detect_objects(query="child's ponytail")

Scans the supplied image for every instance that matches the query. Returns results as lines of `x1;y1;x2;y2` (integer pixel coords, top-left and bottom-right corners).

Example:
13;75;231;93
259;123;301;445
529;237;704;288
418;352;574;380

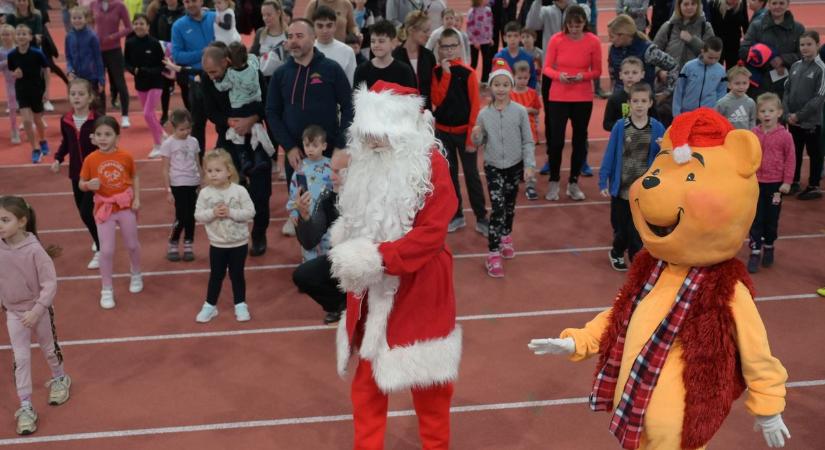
0;196;61;258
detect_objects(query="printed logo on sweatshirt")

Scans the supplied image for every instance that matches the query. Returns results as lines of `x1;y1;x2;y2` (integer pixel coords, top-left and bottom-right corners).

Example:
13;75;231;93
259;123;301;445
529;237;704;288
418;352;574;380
310;73;323;85
728;106;751;125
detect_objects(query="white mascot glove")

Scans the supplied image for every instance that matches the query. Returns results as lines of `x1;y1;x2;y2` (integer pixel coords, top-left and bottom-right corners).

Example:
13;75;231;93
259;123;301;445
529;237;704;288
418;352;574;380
754;414;790;448
528;337;576;355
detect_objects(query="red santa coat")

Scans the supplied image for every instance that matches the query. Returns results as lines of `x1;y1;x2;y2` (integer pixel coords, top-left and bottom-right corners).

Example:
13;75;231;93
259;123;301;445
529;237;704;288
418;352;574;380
330;152;461;393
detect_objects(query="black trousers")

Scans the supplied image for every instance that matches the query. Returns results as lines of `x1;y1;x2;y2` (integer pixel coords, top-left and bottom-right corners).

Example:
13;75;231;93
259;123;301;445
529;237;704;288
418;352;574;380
485;163;522;252
170;185;198;242
161;74;191;121
470;43;496;83
437;130;487;221
206;244;247;305
610;196;642;260
292;256;347;313
224;135;273;242
70;178;99;250
101;48;130;116
548;101;592;183
789;125;822;187
189;78;209;155
542;75;552;150
750;182;783;249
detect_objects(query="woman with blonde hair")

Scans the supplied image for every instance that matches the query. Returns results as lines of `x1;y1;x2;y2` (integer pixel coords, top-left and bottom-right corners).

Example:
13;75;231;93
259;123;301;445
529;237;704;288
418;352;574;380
393;10;436;109
607;14;678;96
653;0;715;69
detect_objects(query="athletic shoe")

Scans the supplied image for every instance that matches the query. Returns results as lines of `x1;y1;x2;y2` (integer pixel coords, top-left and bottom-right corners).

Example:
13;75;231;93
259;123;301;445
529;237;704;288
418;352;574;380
282;220;296;236
129;273;143;294
485;252;504;278
45;375;71;405
323;310;342;324
581;164;594;177
500;235;515;259
447;216;466;233
100;288;115;309
817;287;825;297
43;100;55;112
121;116;131;129
10;131;20;144
31;149;41;164
39;140;49;156
14;405;37;435
545;181;560;201
761;245;775;268
111;99;120;109
475;218;489;237
525;184;538;200
196;303;218;323
539;161;550;175
567;183;586;201
234;302;251;322
148;145;163;159
166;241;180;262
92;242;98;252
747;251;761;274
797;186;822;200
87;252;100;270
609;250;628;271
182;240;195;262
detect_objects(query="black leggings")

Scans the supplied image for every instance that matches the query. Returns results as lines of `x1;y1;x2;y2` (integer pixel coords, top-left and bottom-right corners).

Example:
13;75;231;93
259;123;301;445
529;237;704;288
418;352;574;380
548;101;593;183
292;256;346;313
206;244;247;305
789;124;822;187
749;182;782;249
70;178;99;250
161;74;191;121
170;185;198;242
102;48;130;116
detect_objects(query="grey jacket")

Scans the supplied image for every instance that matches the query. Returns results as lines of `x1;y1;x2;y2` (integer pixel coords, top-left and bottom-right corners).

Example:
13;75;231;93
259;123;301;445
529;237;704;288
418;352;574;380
739;11;804;69
783;56;825;130
653;13;715;69
472;102;536;170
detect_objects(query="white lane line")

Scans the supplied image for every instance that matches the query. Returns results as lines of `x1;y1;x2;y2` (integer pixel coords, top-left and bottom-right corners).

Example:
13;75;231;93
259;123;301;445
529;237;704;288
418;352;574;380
1;379;822;446
0;293;815;351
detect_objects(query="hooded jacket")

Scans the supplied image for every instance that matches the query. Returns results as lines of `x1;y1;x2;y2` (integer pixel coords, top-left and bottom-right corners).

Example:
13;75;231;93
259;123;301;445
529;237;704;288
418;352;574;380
0;233;57;317
55;110;101;180
265;50;353;152
653;12;715;69
65;26;105;85
739;10;804;69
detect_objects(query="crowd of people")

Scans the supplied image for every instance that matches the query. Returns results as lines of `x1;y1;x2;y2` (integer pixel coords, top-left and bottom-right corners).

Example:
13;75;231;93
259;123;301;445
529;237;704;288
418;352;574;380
0;0;824;436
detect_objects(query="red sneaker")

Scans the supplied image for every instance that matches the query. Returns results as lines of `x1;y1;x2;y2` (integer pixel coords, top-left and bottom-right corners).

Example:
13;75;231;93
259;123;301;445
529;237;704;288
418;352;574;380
486;252;504;278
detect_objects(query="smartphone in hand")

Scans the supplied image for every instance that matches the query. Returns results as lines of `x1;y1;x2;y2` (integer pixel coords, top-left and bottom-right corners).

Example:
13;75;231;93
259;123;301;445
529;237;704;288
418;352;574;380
296;173;308;192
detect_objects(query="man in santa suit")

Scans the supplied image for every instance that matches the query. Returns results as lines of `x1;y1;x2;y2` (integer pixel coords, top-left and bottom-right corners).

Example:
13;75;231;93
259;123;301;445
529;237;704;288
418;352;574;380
328;80;461;450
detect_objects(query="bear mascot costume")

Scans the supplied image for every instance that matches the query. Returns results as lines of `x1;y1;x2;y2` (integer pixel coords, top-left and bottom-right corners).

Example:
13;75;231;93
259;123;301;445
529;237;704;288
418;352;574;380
529;108;791;449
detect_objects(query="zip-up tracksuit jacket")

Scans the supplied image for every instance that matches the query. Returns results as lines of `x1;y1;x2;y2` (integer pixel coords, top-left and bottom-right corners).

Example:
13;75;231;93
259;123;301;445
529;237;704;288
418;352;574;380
171;11;216;71
55;110;102;181
783;56;825;130
672;57;727;116
65;26;105;86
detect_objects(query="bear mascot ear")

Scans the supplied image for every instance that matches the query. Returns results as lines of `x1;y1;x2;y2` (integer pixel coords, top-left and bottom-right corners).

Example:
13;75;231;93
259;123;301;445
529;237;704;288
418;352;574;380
723;129;762;178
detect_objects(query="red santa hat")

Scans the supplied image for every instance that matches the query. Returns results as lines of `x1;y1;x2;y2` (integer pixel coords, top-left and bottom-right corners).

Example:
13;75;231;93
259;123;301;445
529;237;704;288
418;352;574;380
350;81;427;141
668;108;734;164
488;58;514;85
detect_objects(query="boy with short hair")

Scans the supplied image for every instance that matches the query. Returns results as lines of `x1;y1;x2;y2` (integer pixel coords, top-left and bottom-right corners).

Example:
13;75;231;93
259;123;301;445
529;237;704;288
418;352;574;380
603;56;653;131
599;82;665;270
312;5;357;87
509;59;541;200
426;8;471;64
673;36;727;116
345;32;367;67
287;124;334;261
432;28;489;235
353;20;416;89
520;28;543;88
494;21;536;89
716;65;756;130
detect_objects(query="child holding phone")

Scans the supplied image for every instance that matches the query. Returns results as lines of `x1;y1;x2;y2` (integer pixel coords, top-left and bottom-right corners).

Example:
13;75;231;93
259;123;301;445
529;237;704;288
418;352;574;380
286;125;333;261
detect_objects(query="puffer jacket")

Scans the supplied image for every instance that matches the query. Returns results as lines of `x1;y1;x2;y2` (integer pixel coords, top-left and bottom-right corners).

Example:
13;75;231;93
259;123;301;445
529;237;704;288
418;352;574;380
653;12;715;69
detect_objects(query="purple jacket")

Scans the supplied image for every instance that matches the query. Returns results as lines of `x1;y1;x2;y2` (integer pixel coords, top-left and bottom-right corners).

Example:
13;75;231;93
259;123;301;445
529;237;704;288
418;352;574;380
0;233;57;316
91;0;133;51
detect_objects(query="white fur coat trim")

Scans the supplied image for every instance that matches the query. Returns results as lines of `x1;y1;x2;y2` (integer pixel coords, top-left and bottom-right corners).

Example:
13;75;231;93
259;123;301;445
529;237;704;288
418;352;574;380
328;237;384;296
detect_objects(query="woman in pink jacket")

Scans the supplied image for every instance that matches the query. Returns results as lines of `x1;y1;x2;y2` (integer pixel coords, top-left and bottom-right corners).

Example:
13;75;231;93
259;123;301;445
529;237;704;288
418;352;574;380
0;196;71;436
542;5;602;202
91;0;133;128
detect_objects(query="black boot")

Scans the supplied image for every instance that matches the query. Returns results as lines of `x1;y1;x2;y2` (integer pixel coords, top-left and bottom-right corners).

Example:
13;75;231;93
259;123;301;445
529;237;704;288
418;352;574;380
761;246;775;268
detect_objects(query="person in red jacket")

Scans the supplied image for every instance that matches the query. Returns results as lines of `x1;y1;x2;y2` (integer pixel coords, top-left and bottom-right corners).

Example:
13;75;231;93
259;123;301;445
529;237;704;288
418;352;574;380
329;81;460;450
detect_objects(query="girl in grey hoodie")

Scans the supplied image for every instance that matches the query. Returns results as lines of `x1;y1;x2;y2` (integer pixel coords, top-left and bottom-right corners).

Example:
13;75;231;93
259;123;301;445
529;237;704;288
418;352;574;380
0;196;71;435
653;0;715;69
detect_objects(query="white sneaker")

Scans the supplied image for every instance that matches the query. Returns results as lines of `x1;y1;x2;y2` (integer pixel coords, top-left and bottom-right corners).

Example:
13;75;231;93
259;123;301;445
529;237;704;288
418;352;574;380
100;288;115;309
567;182;586;201
87;252;100;270
121;116;131;128
148;145;163;159
234;302;251;322
92;242;98;252
281;220;296;236
129;273;143;293
545;181;560;201
43;100;55;112
11;131;21;144
195;303;218;323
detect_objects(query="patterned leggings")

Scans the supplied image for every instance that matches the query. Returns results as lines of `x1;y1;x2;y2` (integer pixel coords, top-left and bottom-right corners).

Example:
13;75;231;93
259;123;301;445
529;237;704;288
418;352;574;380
485;162;523;252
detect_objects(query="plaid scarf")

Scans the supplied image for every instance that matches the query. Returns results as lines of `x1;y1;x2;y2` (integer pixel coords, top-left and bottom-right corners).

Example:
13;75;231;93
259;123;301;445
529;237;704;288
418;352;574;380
589;261;706;450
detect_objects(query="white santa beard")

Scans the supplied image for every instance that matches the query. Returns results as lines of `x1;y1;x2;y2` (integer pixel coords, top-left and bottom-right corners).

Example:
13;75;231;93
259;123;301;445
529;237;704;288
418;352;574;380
336;137;434;243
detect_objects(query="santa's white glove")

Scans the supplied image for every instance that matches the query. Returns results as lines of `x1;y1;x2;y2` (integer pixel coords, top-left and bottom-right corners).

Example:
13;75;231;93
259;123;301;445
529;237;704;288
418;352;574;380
528;337;575;355
754;414;790;448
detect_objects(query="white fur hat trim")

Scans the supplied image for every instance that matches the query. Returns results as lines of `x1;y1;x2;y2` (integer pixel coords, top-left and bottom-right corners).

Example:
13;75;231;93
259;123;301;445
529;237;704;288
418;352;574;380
673;144;692;164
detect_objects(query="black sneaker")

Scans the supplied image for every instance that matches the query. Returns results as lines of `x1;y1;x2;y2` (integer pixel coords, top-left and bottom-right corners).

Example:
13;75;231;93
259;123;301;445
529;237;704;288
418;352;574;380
789;183;801;195
608;250;628;271
525;185;538;200
323;310;342;324
797;186;822;200
249;236;267;257
761;246;775;268
747;251;761;273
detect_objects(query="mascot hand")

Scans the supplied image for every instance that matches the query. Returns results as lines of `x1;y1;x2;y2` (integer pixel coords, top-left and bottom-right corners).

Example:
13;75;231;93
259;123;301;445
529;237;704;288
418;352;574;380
754;414;790;448
528;337;575;355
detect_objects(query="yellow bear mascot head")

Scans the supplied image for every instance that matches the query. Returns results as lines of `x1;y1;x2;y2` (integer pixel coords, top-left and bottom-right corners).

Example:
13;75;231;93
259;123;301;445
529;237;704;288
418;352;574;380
629;108;762;267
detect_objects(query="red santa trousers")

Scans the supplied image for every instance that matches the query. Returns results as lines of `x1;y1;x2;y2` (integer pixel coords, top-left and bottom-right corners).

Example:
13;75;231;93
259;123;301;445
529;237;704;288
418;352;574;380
351;359;454;450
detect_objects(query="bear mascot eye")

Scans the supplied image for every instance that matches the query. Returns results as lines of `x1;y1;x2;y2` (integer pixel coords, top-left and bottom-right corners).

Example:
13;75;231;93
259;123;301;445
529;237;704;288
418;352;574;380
686;173;695;182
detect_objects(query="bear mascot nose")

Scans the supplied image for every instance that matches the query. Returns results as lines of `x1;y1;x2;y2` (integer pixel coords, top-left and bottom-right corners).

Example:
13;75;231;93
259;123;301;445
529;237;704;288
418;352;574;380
642;176;660;190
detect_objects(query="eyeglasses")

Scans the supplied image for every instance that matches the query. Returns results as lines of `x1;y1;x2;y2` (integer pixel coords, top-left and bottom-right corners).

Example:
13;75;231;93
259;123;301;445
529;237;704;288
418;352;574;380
440;44;459;49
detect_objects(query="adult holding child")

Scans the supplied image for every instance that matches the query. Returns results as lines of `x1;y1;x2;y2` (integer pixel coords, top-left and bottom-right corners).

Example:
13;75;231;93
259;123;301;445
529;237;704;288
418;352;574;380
739;0;804;92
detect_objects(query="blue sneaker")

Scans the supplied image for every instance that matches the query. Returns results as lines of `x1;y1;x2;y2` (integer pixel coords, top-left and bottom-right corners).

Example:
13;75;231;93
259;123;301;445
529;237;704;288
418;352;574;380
39;140;49;156
31;149;41;163
539;161;550;175
581;163;593;177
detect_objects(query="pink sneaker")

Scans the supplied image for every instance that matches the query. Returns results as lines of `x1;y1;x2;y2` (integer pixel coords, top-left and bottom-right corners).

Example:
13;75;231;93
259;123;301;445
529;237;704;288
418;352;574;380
500;235;515;259
486;252;504;278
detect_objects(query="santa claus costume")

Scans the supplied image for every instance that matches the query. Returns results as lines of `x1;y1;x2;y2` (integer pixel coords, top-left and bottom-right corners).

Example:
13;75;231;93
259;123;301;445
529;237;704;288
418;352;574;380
328;81;461;450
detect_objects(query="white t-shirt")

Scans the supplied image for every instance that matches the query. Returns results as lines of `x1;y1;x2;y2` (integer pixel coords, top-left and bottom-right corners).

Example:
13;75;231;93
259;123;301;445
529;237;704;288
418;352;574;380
159;135;201;187
315;39;356;88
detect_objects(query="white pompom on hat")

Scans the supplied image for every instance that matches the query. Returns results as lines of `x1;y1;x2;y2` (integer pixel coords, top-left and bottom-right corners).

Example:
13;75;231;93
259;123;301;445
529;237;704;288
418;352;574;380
667;108;734;164
488;58;514;85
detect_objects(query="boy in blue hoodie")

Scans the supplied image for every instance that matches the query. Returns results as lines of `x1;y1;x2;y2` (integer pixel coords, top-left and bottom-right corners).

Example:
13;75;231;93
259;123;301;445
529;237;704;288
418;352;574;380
600;83;664;271
65;6;104;111
673;36;727;116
